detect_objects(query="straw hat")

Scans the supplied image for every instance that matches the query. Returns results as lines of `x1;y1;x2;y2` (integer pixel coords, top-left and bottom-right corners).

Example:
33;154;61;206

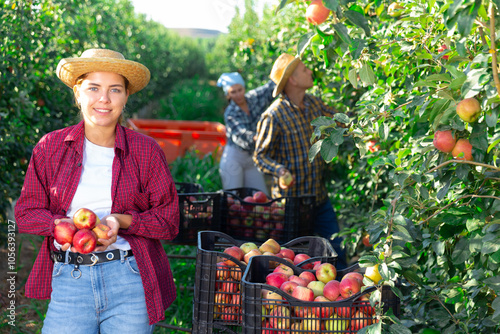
269;53;300;97
56;49;151;94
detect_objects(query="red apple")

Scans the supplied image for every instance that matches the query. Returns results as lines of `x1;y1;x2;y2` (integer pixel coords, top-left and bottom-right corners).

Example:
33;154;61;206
216;261;231;280
243;248;262;264
358;294;375;316
438;44;449;60
343;272;364;286
452;138;473;161
456;97;481;123
269;306;291;329
54;221;77;245
253;191;268;203
280;281;299;295
335;296;354;318
315;262;337;284
323;279;341;301
433;130;456;153
224;246;244;266
220;278;239;294
288;275;308;287
367;140;380;153
73;208;99;230
72;229;97;254
92;223;111;244
313;295;334;318
273;264;294;277
362;234;372;247
339;276;362;298
230;266;243;281
266;272;289;289
299;271;316;285
262;289;284;310
351;310;373;331
292;286;315;301
305;0;330;25
215;292;231;305
279;247;295;261
293;253;312;269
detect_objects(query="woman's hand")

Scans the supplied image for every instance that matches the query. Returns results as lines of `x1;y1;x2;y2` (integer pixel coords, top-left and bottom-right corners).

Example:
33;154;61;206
93;214;121;252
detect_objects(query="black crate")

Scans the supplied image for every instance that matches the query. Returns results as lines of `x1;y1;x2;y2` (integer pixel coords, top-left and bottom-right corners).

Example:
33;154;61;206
173;191;222;244
242;256;400;334
192;231;338;334
220;187;316;243
176;182;204;194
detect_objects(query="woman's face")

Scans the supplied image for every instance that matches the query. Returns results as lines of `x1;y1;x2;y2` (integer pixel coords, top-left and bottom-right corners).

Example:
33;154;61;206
74;72;129;129
227;84;246;106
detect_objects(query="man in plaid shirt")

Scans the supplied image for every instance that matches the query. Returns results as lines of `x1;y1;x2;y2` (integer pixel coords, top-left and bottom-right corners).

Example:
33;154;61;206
253;53;347;268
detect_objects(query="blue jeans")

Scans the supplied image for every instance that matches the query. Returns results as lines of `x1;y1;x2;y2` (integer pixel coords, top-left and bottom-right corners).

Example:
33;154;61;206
314;200;347;270
42;253;155;334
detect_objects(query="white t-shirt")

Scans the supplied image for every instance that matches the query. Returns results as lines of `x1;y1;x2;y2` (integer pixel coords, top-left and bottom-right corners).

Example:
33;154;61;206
55;137;131;251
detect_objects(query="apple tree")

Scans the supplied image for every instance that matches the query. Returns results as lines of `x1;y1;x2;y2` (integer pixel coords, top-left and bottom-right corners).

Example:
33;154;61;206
271;0;500;333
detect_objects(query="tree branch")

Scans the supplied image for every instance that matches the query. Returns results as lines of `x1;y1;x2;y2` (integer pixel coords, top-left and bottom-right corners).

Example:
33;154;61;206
421;194;500;225
426;159;500;174
489;3;500;96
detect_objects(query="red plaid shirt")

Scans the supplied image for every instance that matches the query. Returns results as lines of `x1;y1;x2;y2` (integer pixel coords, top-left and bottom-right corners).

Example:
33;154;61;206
14;121;179;325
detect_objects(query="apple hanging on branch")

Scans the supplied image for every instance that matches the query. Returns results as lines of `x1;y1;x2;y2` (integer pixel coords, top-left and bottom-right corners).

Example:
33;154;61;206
305;0;330;25
456;97;481;123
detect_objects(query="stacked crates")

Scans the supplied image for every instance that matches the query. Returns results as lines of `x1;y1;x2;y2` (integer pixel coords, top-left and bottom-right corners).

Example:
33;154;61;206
192;231;337;333
220;187;316;243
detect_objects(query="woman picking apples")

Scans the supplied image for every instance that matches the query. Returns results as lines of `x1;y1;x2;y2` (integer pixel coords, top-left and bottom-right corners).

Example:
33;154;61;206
217;72;275;194
15;49;179;333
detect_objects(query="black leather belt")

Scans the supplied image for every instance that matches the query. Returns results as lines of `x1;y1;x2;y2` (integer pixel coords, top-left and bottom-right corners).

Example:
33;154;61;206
51;249;133;266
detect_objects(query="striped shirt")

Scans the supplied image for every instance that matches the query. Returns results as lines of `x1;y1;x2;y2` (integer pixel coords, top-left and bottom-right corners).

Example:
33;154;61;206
224;80;276;151
14;121;179;324
253;94;335;204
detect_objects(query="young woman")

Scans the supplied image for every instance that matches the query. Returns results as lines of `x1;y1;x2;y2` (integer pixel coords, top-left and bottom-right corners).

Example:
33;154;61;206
217;72;275;194
15;48;179;333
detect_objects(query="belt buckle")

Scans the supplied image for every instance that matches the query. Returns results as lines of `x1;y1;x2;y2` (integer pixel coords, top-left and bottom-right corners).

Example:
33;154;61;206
89;254;99;266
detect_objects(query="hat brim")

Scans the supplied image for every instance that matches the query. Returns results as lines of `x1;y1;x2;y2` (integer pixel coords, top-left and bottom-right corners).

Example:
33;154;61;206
56;57;151;95
272;57;300;97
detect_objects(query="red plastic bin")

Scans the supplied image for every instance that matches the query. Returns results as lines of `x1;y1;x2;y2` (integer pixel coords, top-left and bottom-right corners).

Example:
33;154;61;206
127;119;226;162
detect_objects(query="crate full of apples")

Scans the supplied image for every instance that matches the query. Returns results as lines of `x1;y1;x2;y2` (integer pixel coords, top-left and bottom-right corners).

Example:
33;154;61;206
192;231;337;333
174;190;223;244
241;256;400;334
220;187;316;243
53;208;110;254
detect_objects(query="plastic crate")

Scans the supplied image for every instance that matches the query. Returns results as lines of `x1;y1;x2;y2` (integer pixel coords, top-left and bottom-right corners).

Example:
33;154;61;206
127;119;226;162
242;256;400;334
176;182;204;194
192;231;337;334
220;187;316;243
173;191;223;244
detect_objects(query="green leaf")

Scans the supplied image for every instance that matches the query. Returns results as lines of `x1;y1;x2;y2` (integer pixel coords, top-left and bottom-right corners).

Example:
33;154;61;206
484;276;500;293
333;22;352;45
452;237;471;264
297;32;316;57
492;296;500;321
323;0;339;11
333;113;350;124
275;0;296;14
457;5;479;37
403;270;423;286
309;139;323;163
345;10;370;36
481;234;500;254
389;324;412;334
487;136;500;153
359;62;376;86
329;128;346;145
320;137;339;162
348;68;358;88
311;116;335;126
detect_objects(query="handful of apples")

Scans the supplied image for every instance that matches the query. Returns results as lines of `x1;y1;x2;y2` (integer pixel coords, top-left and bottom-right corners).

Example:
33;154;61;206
53;208;111;254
